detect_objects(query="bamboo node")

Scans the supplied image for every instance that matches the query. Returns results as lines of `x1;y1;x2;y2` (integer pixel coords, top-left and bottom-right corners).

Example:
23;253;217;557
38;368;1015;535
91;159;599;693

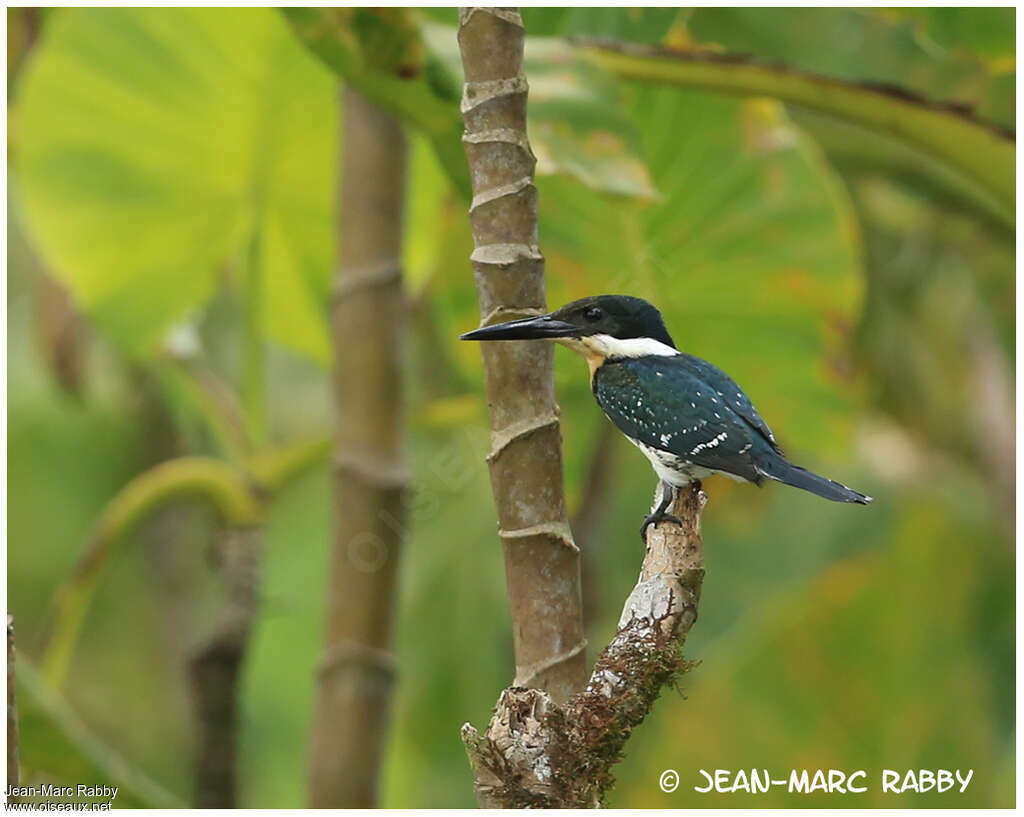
487;414;561;461
461;76;529;114
459;7;524;28
318;641;397;681
499;520;578;553
334;450;409;489
470;177;535;211
332;260;402;304
514;639;588;688
463;128;531;152
478;304;546;327
470;243;543;266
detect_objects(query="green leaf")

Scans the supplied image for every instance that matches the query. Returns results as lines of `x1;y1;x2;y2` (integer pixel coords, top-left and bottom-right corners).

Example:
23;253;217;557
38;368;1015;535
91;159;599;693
524;37;657;199
14;8;336;363
877;8;1015;65
420;23;657;200
523;7;686;44
539;90;865;456
791;109;1014;231
403;136;451;294
685;8;1003;108
288;11;658;202
582;41;1014;214
282;7;471;201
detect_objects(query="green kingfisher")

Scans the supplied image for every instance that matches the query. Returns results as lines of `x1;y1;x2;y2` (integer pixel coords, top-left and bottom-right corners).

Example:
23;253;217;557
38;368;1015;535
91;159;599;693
462;294;872;540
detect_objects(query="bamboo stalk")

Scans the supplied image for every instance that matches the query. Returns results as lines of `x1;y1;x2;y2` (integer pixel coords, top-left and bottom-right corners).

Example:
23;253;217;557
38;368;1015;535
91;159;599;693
308;86;408;808
457;6;587;707
457;12;709;805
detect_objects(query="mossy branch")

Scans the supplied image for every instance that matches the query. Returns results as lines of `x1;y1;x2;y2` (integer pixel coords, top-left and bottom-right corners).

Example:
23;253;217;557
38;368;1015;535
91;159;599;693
462;484;706;807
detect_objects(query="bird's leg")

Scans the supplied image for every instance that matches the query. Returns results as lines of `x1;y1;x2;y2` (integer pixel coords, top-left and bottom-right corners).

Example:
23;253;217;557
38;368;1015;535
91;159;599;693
639;480;683;542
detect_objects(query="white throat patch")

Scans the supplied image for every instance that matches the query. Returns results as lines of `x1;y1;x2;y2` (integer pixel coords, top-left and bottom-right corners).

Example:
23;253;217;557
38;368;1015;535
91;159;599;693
579;334;679;359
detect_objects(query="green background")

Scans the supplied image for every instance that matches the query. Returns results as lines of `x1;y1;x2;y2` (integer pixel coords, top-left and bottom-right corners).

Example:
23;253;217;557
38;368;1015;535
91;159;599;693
7;6;1014;808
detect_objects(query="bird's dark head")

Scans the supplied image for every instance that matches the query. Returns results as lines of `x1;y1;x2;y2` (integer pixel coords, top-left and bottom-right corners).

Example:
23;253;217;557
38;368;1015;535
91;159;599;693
460;295;676;356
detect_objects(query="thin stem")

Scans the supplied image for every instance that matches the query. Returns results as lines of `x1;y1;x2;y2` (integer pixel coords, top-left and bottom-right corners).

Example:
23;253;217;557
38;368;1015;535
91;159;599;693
41;457;263;688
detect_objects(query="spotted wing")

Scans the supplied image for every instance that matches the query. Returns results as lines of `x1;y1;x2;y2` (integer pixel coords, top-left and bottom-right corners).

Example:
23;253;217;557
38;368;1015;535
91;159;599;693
592;356;764;481
675;353;782;454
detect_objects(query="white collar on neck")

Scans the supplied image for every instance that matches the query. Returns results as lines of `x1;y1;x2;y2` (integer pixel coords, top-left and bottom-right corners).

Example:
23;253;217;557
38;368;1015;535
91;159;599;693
581;333;679;359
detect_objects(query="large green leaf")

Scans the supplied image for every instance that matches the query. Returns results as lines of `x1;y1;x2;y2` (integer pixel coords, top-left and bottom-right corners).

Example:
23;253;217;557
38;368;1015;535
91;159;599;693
417;82;864;461
872;8;1015;127
685;8;1008;113
522;7;686;44
519;35;656;199
14;8;337;363
791;109;1013;231
282;7;470;200
582;41;1014;214
301;13;658;201
538;89;865;457
884;7;1015;65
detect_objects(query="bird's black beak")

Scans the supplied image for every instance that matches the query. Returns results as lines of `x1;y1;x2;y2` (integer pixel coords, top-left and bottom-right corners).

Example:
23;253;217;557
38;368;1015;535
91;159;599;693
460;314;580;341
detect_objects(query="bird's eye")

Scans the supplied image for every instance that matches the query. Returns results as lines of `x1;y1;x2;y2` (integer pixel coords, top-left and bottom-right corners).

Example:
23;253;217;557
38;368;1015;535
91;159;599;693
584;307;603;322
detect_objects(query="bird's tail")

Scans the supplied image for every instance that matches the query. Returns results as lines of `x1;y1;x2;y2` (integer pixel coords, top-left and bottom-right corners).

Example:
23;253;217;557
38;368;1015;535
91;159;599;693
757;456;873;504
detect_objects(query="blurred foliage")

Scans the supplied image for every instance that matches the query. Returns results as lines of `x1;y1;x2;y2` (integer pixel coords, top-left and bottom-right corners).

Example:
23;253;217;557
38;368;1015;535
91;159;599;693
582;40;1014;215
281;7;469;200
6;6;1014;809
685;8;1010;118
16;658;183;808
14;8;337;363
536;89;863;457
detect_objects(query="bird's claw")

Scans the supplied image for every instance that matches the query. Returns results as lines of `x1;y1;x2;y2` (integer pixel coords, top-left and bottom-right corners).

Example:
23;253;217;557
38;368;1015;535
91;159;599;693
639;511;683;542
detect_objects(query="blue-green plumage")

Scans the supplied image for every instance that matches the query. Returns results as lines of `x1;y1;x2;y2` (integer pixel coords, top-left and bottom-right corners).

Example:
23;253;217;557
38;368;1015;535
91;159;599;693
593;354;775;484
592;351;870;508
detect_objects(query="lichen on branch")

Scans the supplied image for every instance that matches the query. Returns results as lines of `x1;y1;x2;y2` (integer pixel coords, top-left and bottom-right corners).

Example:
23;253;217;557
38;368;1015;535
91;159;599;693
463;483;707;808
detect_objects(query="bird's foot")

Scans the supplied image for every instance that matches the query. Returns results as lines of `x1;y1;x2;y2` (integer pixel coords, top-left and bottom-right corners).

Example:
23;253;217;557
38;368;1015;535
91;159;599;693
640;480;683;542
639;508;683;542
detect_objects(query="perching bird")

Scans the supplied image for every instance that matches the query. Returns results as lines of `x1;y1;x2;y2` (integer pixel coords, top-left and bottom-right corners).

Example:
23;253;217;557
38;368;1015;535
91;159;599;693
461;295;872;540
